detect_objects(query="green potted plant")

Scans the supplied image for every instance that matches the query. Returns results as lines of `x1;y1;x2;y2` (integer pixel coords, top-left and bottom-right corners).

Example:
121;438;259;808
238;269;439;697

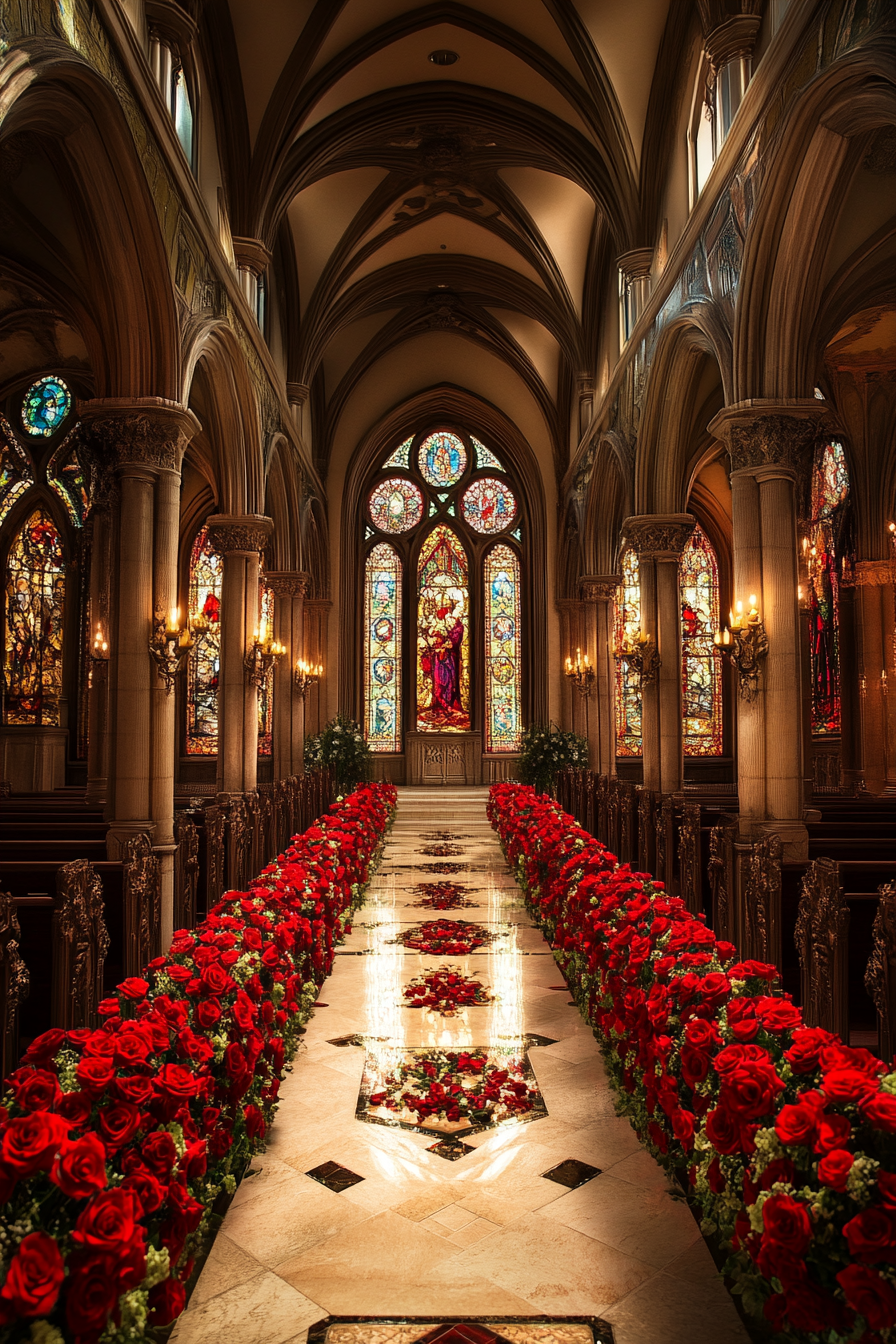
517;722;588;796
304;713;372;795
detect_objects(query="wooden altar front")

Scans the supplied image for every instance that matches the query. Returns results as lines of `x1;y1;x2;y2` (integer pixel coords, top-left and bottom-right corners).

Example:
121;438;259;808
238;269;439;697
405;732;483;785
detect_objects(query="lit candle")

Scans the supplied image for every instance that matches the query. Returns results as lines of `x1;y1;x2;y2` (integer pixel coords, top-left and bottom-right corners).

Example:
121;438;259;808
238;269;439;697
723;629;731;646
166;607;180;637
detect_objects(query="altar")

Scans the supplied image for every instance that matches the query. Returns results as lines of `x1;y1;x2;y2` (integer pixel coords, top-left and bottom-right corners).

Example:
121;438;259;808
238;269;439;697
405;731;482;785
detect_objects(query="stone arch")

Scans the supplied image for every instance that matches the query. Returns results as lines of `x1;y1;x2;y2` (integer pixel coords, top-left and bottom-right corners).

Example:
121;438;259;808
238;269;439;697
182;325;264;516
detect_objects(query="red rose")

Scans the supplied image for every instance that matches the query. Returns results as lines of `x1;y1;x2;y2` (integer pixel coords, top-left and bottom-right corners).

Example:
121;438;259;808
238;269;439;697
843;1208;896;1264
57;1090;93;1127
756;1240;806;1288
199;963;231;996
148;1276;186;1326
775;1102;817;1148
1;1112;70;1177
824;1068;878;1105
141;1131;177;1176
224;1042;248;1080
195;999;222;1029
20;1028;66;1067
73;1188;141;1251
680;1046;710;1087
879;1172;896;1208
115;1076;155;1108
118;977;150;1001
818;1148;854;1192
98;1100;143;1152
785;1026;836;1074
863;1094;896;1134
756;996;803;1033
121;1166;165;1213
76;1055;116;1096
720;1061;785;1120
785;1280;834;1331
836;1264;896;1331
66;1252;119;1338
0;1232;64;1322
243;1103;266;1140
762;1193;813;1254
9;1068;62;1112
697;972;730;1008
114;1033;151;1067
706;1105;746;1155
51;1132;108;1199
816;1112;851;1153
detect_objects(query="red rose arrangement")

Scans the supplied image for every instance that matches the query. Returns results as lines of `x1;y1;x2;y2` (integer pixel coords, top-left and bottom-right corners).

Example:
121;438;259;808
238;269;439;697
407;882;477;910
367;1048;536;1130
0;782;396;1343
393;919;496;956
488;781;896;1340
402;964;495;1015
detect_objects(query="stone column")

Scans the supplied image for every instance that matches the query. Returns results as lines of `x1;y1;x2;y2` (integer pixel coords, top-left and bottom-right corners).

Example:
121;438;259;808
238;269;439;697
709;400;826;858
232;237;272;322
580;577;619;776
83;489;114;806
617;248;653;344
80;400;197;865
206;516;273;795
556;599;582;734
267;571;311;778
622;516;695;793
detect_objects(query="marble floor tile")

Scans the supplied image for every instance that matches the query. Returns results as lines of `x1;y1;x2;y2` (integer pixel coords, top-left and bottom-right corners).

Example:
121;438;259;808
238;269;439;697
602;1267;750;1344
170;1269;323;1344
539;1173;702;1268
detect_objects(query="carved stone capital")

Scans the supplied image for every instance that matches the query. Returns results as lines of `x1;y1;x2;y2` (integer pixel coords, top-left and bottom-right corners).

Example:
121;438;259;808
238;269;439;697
207;514;274;556
622;513;695;558
854;559;895;587
704;14;762;68
265;569;311;599
286;383;310;407
79;398;200;473
708;400;828;477
616;247;653;280
579;574;620;603
146;0;197;52
232;236;273;276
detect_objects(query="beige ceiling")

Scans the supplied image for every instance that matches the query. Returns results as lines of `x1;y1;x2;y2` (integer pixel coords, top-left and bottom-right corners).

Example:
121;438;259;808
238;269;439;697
222;0;677;471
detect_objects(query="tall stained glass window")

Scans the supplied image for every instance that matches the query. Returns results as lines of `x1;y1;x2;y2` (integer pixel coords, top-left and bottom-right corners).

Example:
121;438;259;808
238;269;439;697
614;547;642;756
364;544;402;752
47;436;90;527
807;440;849;736
186;527;222;755
4;509;65;725
679;526;722;756
257;582;274;756
485;545;521;751
417;525;470;732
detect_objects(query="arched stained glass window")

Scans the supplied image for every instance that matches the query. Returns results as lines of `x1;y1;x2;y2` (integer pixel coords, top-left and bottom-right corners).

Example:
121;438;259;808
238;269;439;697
4;509;65;726
186;527;222;755
419;432;466;487
364;544;402;752
22;377;71;438
47;435;90;527
679;526;722;756
807;440;849;736
0;419;34;529
417;525;470;732
485;545;521;752
614;547;642;757
461;477;517;534
257;582;274;756
368;477;424;534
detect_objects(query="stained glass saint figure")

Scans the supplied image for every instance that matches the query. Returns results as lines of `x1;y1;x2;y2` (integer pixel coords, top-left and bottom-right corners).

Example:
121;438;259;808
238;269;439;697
416;526;470;732
4;509;65;725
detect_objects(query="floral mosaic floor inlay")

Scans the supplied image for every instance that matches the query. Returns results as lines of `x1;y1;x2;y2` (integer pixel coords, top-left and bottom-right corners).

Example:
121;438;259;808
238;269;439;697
172;786;750;1344
418;843;464;856
402;965;496;1014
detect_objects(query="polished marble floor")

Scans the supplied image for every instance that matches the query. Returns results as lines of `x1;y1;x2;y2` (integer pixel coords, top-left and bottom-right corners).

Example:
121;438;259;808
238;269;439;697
171;788;748;1344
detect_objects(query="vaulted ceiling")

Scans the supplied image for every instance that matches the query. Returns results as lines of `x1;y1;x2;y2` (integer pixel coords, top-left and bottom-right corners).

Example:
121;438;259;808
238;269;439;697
204;0;693;474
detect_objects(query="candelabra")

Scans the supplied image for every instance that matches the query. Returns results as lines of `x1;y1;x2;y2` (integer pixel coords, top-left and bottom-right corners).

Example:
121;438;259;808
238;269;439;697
245;624;287;690
90;622;109;664
564;647;595;698
294;658;323;698
714;595;768;702
149;605;207;695
616;630;660;687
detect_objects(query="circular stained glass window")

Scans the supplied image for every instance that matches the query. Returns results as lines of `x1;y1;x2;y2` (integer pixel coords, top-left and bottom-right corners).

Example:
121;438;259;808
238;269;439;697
21;376;72;438
419;431;467;487
461;477;517;534
368;477;424;533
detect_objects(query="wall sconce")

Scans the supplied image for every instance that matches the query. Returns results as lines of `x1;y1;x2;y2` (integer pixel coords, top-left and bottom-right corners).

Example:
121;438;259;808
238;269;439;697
90;622;109;663
149;605;206;695
564;647;595;698
714;594;768;702
245;620;286;690
294;658;322;698
615;629;661;687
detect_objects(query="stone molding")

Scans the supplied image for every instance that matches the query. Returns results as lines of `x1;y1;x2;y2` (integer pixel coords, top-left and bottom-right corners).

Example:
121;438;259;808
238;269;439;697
854;559;895;587
265;570;311;599
579;574;620;602
286;383;310;407
708;400;828;475
232;236;273;277
207;514;274;555
616;247;654;279
79;398;199;473
145;0;197;52
704;14;762;68
622;513;695;557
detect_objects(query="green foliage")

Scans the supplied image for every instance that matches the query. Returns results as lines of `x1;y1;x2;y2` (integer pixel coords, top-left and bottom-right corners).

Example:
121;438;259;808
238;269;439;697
517;722;588;796
304;713;372;793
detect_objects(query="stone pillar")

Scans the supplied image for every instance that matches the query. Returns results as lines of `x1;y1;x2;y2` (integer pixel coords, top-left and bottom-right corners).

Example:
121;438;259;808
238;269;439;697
303;598;331;736
267;571;311;778
622;515;695;793
580;577;619;776
709;400;827;858
152;464;186;951
80;400;198;864
617;248;653;344
854;560;896;794
704;14;760;152
232;237;272;322
84;493;114;806
206;516;273;795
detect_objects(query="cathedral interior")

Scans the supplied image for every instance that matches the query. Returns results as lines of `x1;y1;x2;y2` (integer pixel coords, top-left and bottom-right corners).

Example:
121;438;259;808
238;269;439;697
1;1;896;1342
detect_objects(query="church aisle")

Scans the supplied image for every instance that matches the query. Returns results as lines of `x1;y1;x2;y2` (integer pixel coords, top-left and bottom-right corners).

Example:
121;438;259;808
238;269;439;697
171;788;749;1344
